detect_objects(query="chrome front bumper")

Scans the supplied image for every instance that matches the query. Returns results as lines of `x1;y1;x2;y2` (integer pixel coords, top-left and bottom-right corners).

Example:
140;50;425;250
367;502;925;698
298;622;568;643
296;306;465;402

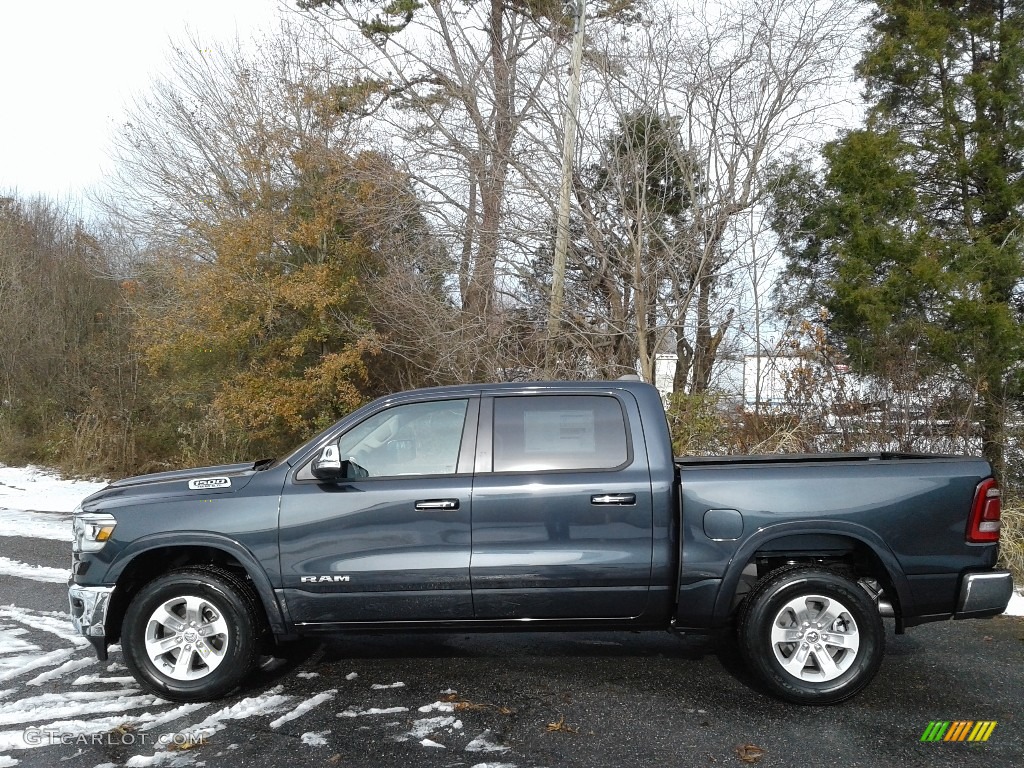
68;584;114;659
954;571;1014;619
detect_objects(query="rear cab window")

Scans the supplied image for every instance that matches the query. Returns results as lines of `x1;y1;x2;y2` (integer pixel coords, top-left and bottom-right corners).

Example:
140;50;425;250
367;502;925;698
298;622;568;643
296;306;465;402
492;394;630;472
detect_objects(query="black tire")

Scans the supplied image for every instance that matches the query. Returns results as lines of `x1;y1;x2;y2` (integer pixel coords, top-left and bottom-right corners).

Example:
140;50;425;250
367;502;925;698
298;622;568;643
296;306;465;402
736;566;884;704
121;566;262;702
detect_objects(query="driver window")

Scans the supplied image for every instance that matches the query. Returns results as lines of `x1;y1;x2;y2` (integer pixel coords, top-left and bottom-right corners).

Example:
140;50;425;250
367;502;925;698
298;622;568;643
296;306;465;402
326;399;469;479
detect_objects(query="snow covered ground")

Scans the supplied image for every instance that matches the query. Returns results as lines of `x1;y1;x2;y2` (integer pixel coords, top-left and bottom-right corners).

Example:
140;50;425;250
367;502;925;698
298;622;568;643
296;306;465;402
0;465;107;516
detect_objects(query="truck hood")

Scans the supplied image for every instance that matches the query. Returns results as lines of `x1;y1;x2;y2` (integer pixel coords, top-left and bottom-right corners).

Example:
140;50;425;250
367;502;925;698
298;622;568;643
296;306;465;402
80;460;269;510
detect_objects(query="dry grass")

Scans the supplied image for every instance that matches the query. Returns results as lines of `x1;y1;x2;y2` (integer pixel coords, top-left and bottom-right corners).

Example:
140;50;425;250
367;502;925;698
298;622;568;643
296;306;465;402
999;498;1024;586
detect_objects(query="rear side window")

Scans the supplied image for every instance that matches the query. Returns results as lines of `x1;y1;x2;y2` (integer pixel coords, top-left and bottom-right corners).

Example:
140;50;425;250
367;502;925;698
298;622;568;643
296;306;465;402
492;395;629;472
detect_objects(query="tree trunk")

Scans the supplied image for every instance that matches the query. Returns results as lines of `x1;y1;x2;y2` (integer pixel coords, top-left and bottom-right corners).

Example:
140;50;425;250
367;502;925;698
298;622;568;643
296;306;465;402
463;0;512;328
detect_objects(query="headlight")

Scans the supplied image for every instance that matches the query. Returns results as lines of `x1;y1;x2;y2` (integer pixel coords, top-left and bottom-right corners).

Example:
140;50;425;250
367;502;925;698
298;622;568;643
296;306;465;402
72;512;117;553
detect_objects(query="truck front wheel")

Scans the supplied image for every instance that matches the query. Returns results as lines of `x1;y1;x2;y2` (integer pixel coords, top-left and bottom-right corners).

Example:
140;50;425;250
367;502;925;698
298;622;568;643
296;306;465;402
121;566;261;702
737;567;884;704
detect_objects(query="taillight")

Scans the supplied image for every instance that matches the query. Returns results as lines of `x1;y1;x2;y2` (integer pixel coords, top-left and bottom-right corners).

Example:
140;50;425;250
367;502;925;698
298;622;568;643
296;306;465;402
967;478;1001;543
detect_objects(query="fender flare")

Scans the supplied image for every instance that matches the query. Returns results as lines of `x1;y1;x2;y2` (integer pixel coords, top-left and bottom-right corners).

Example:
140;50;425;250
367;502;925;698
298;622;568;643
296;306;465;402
106;531;289;636
713;520;914;623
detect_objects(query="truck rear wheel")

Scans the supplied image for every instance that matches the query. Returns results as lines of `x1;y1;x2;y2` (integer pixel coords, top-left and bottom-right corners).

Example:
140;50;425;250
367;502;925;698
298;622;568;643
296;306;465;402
737;567;884;704
121;566;261;702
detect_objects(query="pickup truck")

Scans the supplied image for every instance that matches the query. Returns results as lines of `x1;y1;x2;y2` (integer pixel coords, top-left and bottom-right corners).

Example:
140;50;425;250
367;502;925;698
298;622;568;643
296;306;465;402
68;380;1013;705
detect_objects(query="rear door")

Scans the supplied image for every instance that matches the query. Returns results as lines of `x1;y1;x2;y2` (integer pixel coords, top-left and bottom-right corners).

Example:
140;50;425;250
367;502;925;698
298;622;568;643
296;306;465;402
469;390;654;619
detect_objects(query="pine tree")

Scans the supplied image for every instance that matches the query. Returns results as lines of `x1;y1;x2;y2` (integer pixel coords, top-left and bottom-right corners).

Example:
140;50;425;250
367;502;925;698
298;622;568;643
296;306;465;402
775;0;1024;474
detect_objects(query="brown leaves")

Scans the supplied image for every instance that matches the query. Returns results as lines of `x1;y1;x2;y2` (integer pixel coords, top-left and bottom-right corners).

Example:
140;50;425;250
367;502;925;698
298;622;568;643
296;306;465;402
440;693;516;716
167;733;205;752
545;714;579;734
735;744;766;763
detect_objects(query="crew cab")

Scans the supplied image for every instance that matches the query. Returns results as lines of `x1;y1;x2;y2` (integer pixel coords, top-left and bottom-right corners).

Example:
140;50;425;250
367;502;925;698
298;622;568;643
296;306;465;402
69;380;1014;704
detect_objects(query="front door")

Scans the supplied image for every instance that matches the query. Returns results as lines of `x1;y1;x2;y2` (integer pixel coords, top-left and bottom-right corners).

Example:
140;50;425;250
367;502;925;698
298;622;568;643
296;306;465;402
279;397;477;624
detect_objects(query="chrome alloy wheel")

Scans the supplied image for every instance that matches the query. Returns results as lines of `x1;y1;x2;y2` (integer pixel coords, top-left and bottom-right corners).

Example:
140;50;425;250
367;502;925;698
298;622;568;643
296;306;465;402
769;594;860;682
144;595;230;681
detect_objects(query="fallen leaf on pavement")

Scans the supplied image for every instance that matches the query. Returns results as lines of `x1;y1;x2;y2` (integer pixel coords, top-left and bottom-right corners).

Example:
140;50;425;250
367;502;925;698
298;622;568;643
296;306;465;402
546;714;579;734
735;744;766;763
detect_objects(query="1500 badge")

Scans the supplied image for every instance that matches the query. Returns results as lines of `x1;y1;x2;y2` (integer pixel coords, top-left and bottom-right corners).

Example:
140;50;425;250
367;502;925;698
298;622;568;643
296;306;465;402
188;477;231;490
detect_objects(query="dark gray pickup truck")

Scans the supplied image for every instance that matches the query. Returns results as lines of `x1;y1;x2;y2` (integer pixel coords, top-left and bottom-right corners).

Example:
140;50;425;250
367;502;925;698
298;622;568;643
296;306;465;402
69;380;1013;704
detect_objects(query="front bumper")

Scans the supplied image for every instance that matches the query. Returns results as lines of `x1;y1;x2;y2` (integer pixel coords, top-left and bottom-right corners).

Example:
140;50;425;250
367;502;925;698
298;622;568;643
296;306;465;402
68;584;114;660
954;570;1014;619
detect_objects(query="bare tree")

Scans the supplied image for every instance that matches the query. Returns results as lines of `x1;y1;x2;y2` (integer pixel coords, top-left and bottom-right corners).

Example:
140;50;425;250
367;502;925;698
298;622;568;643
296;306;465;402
297;0;616;379
551;0;861;390
0;194;133;471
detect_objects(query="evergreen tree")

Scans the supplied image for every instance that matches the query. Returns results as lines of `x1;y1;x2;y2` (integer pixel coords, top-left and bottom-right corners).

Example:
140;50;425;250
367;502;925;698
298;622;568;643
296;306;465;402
775;0;1024;474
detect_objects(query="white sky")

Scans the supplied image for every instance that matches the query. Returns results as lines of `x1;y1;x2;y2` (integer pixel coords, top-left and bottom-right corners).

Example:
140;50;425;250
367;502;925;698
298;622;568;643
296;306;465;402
0;0;283;205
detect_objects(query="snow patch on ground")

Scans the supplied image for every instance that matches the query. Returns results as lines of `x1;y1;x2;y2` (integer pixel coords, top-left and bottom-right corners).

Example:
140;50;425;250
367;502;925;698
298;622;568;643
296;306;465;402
71;675;135;687
0;649;75;684
173;686;292;740
137;703;210;732
124;751;198;767
0;510;71;542
418;701;455;713
0;632;39;659
1004;588;1024;616
0;755;18;767
301;730;330;746
0;606;88;646
0;712;162;751
392;716;462;744
0;465;107;515
295;672;320;679
420;738;445;748
0;558;70;584
468;764;517;768
0;464;106;542
269;690;336;729
124;688;293;767
406;716;457;740
337;706;408;718
371;681;404;690
0;691;159;727
344;672;358;680
464;730;510;753
25;657;95;686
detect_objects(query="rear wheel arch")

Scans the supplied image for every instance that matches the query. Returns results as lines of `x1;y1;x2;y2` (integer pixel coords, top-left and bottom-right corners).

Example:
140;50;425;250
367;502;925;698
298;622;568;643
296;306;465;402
720;527;910;625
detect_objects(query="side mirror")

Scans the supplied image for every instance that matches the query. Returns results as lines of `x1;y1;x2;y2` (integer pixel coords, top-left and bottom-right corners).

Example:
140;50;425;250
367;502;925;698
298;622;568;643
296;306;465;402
311;444;342;480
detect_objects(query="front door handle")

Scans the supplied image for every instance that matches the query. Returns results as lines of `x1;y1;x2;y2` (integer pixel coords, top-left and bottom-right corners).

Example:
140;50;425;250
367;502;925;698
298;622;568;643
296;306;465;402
591;493;636;505
415;499;460;511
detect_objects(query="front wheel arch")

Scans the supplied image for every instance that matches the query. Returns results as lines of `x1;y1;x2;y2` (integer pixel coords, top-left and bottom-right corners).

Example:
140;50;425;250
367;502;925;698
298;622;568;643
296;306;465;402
103;536;288;643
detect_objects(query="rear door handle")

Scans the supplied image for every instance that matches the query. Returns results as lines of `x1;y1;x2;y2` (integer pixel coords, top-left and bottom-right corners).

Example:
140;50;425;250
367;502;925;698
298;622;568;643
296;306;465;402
415;499;460;511
591;493;636;505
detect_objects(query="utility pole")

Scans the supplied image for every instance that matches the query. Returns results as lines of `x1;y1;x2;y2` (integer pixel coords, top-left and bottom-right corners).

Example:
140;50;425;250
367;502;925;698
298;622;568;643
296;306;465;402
545;0;587;377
